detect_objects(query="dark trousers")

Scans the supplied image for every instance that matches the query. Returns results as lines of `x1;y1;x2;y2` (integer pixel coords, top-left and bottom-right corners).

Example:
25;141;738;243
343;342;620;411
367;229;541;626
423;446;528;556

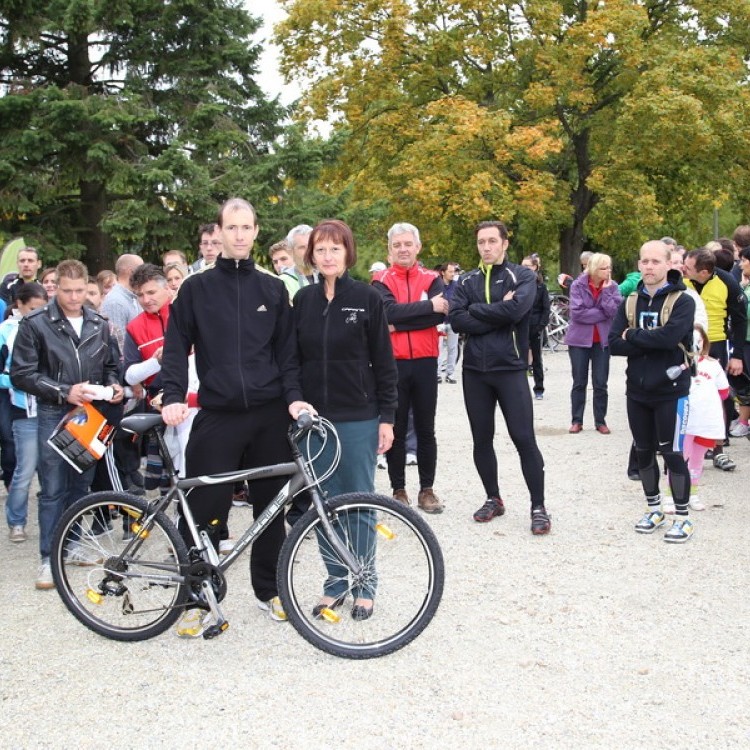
0;389;16;489
462;368;545;507
528;330;544;394
626;396;691;510
181;400;290;601
387;357;438;491
569;343;610;426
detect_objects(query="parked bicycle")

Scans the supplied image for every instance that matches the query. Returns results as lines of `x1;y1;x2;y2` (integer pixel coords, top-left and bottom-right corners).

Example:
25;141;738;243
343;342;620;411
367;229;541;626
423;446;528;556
545;293;570;352
50;412;445;659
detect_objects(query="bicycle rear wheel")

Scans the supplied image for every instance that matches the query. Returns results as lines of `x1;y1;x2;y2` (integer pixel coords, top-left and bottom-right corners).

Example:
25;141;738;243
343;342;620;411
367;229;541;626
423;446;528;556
50;492;189;641
278;493;444;659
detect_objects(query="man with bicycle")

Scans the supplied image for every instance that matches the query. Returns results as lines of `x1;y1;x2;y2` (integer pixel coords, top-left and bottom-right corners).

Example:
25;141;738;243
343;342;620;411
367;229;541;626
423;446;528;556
161;198;314;637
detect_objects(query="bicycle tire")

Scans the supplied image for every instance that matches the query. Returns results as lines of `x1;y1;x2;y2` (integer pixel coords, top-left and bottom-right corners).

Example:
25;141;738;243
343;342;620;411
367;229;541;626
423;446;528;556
50;492;189;642
277;492;444;659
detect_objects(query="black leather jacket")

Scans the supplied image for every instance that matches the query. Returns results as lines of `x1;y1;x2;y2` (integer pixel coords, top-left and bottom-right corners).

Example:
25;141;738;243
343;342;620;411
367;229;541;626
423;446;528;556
10;300;120;405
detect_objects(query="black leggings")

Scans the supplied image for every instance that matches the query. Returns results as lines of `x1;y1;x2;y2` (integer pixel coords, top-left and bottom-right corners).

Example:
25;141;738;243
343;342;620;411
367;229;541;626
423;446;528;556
462;368;545;507
626;397;691;511
181;400;290;601
387;357;439;491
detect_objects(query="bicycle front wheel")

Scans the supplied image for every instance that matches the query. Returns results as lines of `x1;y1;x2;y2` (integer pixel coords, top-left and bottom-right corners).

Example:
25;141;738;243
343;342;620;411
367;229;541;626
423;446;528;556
50;492;189;642
278;493;444;659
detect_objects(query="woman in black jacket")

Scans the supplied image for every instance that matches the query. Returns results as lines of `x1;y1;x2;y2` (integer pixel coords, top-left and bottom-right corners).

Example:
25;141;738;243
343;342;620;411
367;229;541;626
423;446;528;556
293;219;398;621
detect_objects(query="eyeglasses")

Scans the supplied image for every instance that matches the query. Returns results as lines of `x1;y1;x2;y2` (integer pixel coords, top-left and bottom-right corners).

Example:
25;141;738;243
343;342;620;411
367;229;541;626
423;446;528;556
200;240;223;247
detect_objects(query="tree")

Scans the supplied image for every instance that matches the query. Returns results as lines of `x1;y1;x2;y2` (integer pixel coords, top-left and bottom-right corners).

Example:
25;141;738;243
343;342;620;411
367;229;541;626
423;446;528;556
276;0;750;273
0;0;284;270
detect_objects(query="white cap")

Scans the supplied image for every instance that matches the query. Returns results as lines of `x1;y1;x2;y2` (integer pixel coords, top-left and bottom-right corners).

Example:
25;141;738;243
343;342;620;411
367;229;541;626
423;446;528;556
369;261;387;273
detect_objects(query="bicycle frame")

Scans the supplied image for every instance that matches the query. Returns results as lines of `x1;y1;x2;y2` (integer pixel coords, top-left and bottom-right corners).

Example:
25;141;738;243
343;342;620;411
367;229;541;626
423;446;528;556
129;419;362;581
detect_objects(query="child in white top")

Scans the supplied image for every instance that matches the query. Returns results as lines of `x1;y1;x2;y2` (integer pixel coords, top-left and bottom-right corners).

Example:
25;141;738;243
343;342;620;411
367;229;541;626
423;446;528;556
683;325;729;510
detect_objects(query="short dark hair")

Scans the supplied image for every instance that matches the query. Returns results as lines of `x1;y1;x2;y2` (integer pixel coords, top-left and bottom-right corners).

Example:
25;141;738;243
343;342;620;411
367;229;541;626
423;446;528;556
130;263;167;291
733;225;750;250
18;245;40;260
474;220;509;240
198;223;217;238
217;198;257;227
305;219;357;269
15;282;47;306
740;246;750;262
714;247;734;272
686;247;715;274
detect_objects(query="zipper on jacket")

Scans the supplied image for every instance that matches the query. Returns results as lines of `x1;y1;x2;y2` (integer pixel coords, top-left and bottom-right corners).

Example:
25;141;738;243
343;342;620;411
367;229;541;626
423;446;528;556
234;261;249;410
322;298;331;408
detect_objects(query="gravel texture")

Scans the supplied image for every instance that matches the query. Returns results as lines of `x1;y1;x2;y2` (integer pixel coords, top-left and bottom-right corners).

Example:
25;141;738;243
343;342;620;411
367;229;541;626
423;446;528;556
2;351;748;749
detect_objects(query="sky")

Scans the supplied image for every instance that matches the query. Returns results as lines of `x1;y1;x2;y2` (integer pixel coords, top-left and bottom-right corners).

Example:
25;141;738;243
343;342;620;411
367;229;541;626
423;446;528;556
252;2;301;105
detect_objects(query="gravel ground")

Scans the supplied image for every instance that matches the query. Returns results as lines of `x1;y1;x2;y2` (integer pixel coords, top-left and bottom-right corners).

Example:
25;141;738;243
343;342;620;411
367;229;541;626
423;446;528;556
2;350;749;749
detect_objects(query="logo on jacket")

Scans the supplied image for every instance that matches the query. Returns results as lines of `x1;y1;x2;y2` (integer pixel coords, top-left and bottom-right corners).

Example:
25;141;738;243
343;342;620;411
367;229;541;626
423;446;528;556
256;305;267;312
342;307;364;324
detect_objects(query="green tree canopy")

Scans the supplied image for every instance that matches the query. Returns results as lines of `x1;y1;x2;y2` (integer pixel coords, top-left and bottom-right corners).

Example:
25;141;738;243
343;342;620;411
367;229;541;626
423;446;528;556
276;0;750;274
0;0;285;270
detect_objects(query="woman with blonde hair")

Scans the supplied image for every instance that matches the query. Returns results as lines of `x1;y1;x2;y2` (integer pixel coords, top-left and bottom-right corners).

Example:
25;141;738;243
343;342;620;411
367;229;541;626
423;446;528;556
565;253;622;433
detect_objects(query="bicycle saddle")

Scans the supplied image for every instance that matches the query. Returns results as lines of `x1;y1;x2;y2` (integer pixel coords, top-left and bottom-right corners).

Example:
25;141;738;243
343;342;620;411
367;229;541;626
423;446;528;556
120;413;164;435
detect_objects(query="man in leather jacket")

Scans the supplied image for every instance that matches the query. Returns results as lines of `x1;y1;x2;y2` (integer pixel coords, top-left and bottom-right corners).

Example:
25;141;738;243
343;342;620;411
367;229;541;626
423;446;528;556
11;259;123;589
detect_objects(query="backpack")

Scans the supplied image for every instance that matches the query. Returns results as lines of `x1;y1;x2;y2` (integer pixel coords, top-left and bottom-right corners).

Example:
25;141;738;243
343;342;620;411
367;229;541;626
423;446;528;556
625;290;682;329
625;289;694;372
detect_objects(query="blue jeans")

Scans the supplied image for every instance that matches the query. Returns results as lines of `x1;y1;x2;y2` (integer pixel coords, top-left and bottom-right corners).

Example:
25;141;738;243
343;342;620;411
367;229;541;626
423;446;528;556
5;417;38;528
37;404;95;560
569;343;610;426
311;418;379;600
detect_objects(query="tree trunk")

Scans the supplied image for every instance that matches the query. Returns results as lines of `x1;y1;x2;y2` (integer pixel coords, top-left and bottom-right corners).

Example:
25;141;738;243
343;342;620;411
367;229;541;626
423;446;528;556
558;128;598;275
80;179;113;272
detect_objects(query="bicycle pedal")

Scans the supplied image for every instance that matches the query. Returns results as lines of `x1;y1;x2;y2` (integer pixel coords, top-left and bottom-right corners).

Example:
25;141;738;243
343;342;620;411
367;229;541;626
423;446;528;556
202;620;229;640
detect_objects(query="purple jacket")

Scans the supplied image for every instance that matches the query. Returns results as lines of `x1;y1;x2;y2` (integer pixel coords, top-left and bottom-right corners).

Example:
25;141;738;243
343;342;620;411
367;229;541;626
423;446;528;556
565;273;622;348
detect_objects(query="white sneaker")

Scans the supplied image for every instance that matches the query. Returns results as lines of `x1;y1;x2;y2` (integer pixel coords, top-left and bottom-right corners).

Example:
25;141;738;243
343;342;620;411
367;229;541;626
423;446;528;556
219;538;234;555
64;543;103;566
257;596;287;622
406;453;418;466
35;561;54;590
376;455;387;470
689;494;706;511
729;421;750;438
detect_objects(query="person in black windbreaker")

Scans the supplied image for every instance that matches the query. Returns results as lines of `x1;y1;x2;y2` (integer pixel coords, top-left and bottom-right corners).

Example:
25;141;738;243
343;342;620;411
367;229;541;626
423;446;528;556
609;240;696;543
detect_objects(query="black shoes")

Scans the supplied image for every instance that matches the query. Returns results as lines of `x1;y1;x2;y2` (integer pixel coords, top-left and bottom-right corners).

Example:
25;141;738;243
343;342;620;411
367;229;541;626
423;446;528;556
473;497;505;523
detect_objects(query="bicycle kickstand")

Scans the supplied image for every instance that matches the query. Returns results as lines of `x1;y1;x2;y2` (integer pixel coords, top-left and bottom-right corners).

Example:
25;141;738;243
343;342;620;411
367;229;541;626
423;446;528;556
200;579;229;640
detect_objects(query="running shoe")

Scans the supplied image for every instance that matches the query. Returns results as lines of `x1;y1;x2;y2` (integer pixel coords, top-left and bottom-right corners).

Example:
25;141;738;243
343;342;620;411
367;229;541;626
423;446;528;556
176;609;209;638
729;421;750;438
406;453;418;466
232;488;251;507
64;544;103;566
713;453;736;471
257;596;287;622
664;518;694;544
35;561;54;591
634;510;667;534
473;497;505;523
9;525;27;543
530;507;551;535
376;454;387;470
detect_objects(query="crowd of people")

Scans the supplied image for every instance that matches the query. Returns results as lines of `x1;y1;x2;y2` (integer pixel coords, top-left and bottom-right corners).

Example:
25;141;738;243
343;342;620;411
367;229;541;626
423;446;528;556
2;202;748;637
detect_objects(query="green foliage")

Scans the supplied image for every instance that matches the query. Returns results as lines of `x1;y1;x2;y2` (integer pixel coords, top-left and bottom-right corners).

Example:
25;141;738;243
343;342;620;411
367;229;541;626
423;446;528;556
0;0;286;270
276;0;750;273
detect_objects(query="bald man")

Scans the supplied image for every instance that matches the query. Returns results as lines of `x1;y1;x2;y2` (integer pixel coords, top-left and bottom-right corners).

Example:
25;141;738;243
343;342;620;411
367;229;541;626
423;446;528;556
609;240;696;543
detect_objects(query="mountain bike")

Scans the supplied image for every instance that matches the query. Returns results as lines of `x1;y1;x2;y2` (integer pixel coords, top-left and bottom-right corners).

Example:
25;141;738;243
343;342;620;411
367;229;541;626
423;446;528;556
50;412;444;659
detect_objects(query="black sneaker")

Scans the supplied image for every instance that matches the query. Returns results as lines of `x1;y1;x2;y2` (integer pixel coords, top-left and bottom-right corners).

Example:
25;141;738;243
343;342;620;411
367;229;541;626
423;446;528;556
473;497;505;523
530;507;551;535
